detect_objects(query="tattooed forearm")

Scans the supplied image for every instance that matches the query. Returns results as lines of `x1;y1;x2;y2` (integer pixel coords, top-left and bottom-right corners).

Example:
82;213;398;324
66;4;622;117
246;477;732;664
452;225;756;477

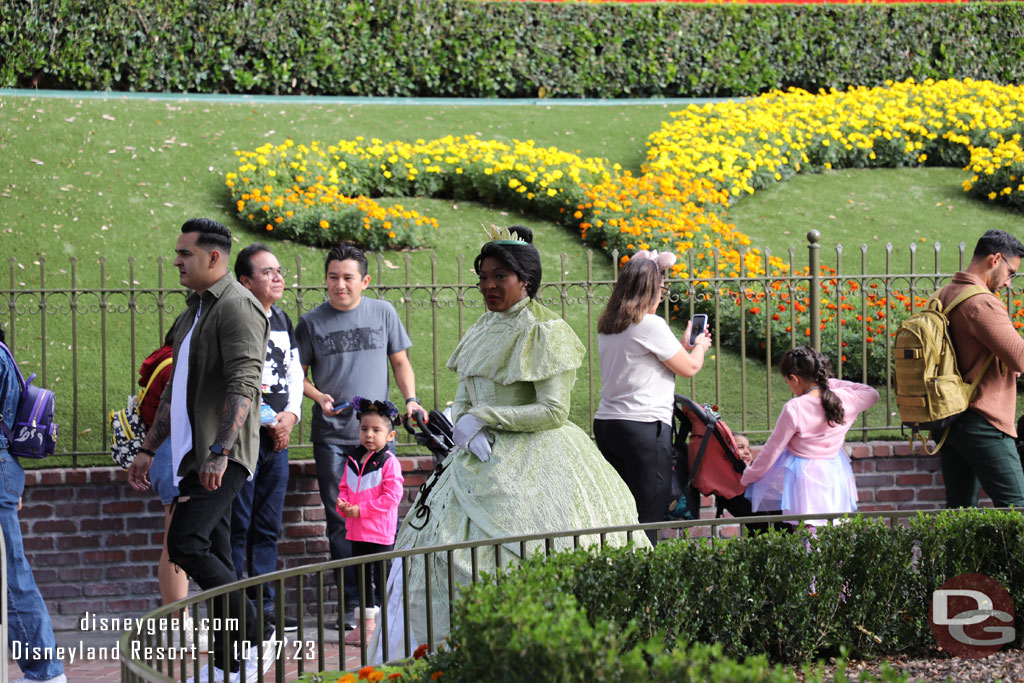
214;392;253;451
142;399;171;450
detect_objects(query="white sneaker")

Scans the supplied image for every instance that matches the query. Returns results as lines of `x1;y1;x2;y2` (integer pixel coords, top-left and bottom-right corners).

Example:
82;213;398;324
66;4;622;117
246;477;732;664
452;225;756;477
183;616;211;652
13;676;67;683
241;628;279;682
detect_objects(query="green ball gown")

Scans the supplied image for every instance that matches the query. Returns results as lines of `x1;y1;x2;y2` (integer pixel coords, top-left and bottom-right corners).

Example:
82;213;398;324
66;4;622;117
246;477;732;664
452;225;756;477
374;297;649;660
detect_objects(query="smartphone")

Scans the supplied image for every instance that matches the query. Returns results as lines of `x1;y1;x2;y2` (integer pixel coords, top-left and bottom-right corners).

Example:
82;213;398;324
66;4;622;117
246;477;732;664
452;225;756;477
689;314;709;346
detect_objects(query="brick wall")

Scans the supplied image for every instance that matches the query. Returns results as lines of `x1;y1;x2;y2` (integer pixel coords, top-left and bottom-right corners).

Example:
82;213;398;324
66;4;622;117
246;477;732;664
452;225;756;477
20;445;981;630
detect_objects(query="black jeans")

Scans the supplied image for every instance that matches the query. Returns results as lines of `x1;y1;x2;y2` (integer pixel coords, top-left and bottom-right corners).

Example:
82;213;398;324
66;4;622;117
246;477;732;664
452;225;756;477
351;540;393;609
313;443;361;612
594;418;673;545
168;461;266;671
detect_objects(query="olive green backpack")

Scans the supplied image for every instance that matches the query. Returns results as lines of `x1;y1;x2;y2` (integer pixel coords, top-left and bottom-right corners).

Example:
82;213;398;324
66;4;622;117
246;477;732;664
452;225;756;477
893;285;995;454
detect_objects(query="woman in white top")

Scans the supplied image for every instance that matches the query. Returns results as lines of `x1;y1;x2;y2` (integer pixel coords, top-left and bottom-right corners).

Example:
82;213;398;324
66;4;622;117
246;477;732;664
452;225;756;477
594;251;712;543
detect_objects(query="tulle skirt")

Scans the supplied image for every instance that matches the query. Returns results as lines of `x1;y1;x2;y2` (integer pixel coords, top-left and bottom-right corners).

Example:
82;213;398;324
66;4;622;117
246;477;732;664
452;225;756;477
744;447;858;524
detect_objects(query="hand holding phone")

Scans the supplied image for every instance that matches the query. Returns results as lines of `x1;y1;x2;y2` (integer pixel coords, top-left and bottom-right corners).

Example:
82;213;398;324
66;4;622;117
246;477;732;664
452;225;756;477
688;314;709;346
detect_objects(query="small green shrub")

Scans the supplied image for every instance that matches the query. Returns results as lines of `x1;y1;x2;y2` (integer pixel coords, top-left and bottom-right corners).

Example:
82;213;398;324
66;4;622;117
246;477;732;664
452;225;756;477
397;509;1023;680
912;507;1024;646
815;518;924;656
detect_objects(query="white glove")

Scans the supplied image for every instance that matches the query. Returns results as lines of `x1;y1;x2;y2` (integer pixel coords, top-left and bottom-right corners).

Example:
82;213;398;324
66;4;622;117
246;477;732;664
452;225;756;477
453;414;492;462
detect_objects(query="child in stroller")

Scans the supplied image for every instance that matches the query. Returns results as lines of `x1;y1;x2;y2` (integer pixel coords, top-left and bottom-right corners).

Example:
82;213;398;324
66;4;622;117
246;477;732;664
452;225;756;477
666;395;752;521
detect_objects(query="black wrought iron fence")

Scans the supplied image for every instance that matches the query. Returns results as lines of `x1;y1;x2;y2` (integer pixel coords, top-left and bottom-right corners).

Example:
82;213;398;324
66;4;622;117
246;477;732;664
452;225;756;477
2;232;987;465
118;507;1024;681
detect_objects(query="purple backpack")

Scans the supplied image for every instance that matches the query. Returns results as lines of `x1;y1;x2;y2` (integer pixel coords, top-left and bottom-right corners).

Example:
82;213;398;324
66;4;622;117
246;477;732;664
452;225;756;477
0;342;57;458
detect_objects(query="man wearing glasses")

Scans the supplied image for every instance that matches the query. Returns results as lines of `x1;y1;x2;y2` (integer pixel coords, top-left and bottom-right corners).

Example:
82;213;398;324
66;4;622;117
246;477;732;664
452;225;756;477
936;229;1024;508
234;243;304;632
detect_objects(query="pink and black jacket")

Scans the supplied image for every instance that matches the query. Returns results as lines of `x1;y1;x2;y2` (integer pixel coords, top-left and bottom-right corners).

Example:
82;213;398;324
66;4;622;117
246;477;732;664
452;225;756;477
336;446;404;545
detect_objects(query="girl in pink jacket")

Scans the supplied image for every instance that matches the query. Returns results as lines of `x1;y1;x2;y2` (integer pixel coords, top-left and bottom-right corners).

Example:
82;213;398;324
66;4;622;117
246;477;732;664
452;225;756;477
742;347;878;527
337;397;405;615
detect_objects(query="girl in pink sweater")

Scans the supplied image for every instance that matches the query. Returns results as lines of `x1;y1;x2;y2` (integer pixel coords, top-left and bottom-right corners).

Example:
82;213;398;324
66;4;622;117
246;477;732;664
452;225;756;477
741;347;878;525
337;397;405;618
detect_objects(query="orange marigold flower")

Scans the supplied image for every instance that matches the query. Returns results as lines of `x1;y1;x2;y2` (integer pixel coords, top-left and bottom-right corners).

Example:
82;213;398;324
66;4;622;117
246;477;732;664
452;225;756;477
413;644;429;660
388;674;404;681
368;673;385;682
358;666;376;680
431;672;444;681
320;220;330;229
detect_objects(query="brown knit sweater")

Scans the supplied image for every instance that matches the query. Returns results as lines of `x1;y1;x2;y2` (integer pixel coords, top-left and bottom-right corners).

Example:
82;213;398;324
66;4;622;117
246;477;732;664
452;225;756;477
938;271;1024;437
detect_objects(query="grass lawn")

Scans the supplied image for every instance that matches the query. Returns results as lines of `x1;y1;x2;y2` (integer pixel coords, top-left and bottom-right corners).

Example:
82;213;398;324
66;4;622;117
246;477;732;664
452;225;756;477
2;93;1021;462
723;166;1024;275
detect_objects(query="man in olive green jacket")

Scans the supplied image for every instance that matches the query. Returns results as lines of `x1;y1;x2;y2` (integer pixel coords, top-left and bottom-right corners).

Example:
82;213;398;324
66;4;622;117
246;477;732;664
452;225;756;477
129;218;273;680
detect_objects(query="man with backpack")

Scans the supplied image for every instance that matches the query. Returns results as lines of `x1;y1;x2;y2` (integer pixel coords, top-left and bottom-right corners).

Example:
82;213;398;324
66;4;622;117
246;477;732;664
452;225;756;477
0;323;66;683
936;229;1024;508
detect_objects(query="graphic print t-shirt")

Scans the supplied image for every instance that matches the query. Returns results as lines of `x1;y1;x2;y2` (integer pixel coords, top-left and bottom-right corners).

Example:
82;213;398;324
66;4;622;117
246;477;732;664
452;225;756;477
295;297;411;445
262;306;303;415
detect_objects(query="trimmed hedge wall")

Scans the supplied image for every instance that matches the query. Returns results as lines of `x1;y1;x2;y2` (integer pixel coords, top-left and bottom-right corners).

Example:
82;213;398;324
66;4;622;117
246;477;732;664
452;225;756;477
2;1;1024;98
407;510;1023;680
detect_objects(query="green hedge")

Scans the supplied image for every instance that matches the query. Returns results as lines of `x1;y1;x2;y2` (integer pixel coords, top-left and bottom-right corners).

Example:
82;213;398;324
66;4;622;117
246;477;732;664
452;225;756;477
3;1;1024;98
405;510;1023;680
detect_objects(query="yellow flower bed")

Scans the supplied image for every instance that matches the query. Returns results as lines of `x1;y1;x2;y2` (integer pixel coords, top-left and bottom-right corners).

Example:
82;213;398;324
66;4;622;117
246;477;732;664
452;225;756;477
227;78;1021;281
964;136;1024;209
226;78;1023;379
645;78;1024;209
226;132;776;274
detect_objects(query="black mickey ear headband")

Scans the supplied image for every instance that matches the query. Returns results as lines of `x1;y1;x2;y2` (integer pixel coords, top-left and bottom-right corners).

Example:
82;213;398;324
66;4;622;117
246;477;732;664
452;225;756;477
353;395;400;424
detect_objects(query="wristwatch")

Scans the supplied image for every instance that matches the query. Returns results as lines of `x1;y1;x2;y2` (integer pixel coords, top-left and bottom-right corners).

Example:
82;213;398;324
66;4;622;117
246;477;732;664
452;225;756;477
209;443;230;457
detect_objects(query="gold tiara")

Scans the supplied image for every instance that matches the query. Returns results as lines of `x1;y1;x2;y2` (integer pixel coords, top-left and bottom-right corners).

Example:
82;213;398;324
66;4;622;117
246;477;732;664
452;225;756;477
483;224;527;245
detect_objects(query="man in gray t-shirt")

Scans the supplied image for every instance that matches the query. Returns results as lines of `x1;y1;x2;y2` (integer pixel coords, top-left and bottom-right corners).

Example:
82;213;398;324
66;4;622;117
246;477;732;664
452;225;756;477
296;244;424;629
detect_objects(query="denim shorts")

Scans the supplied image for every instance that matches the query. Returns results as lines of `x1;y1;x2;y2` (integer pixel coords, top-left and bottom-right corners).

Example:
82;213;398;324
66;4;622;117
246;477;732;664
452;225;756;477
148;439;178;506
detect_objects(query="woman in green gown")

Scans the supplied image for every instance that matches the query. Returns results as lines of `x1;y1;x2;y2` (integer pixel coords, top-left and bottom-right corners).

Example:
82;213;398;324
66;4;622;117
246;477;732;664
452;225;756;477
374;225;648;660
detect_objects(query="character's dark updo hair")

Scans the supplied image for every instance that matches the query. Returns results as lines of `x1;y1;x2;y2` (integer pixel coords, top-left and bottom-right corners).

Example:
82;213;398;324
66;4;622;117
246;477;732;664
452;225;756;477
473;225;542;299
780;346;845;426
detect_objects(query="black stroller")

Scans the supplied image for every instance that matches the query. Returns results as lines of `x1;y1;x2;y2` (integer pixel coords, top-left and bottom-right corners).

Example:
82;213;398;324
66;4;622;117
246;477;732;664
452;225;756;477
404;408;455;467
403;408;455;530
